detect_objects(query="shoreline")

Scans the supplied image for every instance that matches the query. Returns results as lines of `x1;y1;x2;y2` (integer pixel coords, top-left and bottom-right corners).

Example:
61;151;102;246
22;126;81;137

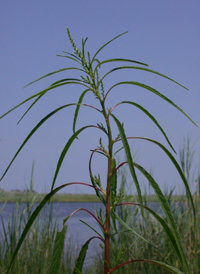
0;189;187;203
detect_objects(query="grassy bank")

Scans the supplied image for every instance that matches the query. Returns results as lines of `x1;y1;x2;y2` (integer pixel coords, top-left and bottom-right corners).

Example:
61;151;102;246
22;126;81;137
0;189;187;203
0;189;99;203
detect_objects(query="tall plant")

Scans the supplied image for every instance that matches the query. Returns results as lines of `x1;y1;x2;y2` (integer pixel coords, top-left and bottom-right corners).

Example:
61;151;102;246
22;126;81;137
1;29;196;274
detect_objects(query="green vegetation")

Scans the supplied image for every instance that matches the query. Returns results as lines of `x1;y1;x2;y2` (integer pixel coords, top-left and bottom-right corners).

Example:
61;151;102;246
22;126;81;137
0;189;189;203
0;29;197;273
0;190;99;203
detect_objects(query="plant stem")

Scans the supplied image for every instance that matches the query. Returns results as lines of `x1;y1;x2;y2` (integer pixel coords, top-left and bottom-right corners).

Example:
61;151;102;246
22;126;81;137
102;103;113;274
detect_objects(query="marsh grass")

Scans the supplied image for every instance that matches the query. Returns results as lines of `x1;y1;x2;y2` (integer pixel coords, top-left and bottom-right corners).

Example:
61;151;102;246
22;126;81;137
0;202;77;274
1;189;199;274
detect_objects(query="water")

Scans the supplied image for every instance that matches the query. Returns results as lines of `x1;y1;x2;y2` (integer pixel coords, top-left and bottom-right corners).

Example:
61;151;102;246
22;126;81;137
0;202;104;265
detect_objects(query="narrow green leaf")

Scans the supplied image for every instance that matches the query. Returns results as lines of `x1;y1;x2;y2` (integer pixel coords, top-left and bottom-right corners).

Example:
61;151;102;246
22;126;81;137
49;225;67;274
111;114;143;215
24;67;84;88
5;183;73;274
146;260;184;274
117;203;182;263
110;158;118;232
51;125;104;191
108;81;197;126
73;237;95;274
95;58;148;71
92;32;128;63
132;162;191;273
1;104;77;181
56;54;82;65
79;219;103;239
101;66;188;90
0;90;45;119
17;92;44;124
114;101;176;153
1;80;91;120
62;51;82;61
133;137;195;217
73;89;90;134
110;259;184;274
113;211;159;251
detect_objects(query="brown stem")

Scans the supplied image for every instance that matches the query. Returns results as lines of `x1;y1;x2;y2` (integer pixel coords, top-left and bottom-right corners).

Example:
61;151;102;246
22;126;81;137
102;103;113;274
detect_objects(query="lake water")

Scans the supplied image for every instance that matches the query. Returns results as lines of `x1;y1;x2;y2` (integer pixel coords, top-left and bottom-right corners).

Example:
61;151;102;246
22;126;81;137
0;202;104;265
0;201;178;266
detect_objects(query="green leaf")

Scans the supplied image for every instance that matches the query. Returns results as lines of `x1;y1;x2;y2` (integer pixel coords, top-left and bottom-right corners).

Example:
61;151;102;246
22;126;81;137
132;162;191;273
113;211;159;251
101;66;188;90
79;219;103;239
118;203;182;263
24;67;84;88
110;158;117;232
1;104;77;181
56;54;82;65
133;137;195;217
73;89;90;134
114;101;176;153
111;114;144;215
49;225;67;274
147;260;184;274
95;58;148;71
108;81;197;126
51;125;98;191
110;259;184;274
73;237;95;274
5;183;73;274
1;80;91;120
92;32;128;63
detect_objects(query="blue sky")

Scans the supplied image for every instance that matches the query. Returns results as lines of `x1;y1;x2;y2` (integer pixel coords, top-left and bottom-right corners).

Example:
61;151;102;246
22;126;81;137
1;1;200;194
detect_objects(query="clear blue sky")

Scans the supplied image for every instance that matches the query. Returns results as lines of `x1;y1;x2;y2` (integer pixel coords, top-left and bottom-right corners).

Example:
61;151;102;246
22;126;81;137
1;1;200;194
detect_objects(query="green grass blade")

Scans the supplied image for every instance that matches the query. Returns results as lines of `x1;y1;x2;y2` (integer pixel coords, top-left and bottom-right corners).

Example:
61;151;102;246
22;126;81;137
5;183;73;274
101;66;188;90
108;81;197;126
0;104;77;181
73;89;90;134
111;114;143;215
114;101;176;153
24;67;84;88
49;225;67;274
113;211;159;251
132;162;191;273
110;259;184;274
118;203;182;263
92;32;128;63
